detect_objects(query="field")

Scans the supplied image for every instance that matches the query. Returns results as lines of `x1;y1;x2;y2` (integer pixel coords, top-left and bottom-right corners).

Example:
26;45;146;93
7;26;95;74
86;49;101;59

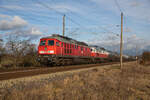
0;62;150;100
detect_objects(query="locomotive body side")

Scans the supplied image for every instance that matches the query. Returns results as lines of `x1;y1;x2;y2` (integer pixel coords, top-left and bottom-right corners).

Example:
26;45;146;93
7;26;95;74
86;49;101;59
38;35;92;65
38;34;111;66
38;39;91;57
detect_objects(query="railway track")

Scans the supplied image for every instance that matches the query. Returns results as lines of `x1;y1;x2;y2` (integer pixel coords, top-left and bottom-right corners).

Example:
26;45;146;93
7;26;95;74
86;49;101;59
0;62;119;81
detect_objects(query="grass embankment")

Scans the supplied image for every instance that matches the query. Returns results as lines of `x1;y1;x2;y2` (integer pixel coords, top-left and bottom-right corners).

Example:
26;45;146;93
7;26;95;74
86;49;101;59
0;62;150;100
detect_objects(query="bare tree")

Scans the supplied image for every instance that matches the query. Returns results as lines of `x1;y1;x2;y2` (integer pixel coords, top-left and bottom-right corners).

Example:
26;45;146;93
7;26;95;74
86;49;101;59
0;39;5;63
1;34;39;68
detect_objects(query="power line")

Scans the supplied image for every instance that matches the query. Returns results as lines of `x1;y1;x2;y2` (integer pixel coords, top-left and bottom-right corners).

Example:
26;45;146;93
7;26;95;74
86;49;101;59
64;9;118;35
32;0;87;36
33;0;64;15
32;0;84;27
32;0;121;37
62;7;120;35
66;16;82;27
67;27;80;35
46;0;84;27
64;8;89;24
114;0;122;12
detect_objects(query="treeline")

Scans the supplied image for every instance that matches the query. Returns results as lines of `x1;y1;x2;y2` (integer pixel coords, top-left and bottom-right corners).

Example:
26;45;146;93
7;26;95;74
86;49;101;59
0;35;40;68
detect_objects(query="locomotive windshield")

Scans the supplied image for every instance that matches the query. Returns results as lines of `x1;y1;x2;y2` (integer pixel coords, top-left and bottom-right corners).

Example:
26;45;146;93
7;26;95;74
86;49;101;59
40;40;46;46
48;40;54;46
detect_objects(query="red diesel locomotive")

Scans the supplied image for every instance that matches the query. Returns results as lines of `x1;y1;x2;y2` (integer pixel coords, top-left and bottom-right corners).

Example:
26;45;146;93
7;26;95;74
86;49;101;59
38;34;109;65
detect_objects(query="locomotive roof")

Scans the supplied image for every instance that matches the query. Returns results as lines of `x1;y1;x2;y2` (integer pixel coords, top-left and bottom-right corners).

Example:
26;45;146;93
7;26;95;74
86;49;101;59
89;45;106;50
41;34;88;46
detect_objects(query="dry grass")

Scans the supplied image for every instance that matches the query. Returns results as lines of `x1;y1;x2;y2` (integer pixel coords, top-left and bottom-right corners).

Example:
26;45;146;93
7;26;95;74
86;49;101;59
0;62;150;100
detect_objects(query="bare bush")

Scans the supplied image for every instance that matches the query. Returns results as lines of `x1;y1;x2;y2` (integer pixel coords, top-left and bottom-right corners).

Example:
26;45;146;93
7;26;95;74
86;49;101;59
0;39;5;68
141;51;150;65
0;35;40;68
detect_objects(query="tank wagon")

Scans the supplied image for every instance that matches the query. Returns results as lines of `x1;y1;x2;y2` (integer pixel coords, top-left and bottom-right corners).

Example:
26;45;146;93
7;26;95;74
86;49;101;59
38;34;115;66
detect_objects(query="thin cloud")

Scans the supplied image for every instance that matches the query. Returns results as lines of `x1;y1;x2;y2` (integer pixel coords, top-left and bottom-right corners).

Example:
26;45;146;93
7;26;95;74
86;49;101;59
50;4;81;14
1;5;24;10
0;14;11;19
130;1;141;7
29;27;42;35
87;33;150;55
90;0;150;23
3;27;42;40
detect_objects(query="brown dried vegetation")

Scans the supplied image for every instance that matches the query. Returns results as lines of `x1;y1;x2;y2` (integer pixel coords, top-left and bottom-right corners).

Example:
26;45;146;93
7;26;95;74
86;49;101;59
0;62;150;100
0;35;40;68
140;51;150;65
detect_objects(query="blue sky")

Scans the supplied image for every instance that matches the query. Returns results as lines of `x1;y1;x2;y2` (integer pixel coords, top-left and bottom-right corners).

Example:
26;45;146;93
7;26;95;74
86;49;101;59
0;0;150;53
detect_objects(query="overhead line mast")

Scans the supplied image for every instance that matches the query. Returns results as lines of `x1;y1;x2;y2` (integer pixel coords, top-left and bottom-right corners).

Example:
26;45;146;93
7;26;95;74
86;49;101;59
120;12;123;69
63;14;65;36
114;0;124;69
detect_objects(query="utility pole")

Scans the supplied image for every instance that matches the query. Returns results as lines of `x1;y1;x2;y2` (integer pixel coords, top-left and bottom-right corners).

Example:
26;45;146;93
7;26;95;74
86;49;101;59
136;45;138;66
62;14;65;36
120;12;123;69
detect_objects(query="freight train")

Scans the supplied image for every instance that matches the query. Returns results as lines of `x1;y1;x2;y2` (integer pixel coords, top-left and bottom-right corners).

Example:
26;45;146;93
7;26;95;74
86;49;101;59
37;34;120;66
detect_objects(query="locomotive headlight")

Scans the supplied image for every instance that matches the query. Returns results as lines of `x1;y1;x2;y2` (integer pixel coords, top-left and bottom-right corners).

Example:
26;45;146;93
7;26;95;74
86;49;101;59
48;50;54;53
39;51;44;53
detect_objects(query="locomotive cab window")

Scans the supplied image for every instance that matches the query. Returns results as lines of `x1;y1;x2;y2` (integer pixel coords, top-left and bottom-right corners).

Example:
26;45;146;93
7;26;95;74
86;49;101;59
40;40;46;46
48;40;54;46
